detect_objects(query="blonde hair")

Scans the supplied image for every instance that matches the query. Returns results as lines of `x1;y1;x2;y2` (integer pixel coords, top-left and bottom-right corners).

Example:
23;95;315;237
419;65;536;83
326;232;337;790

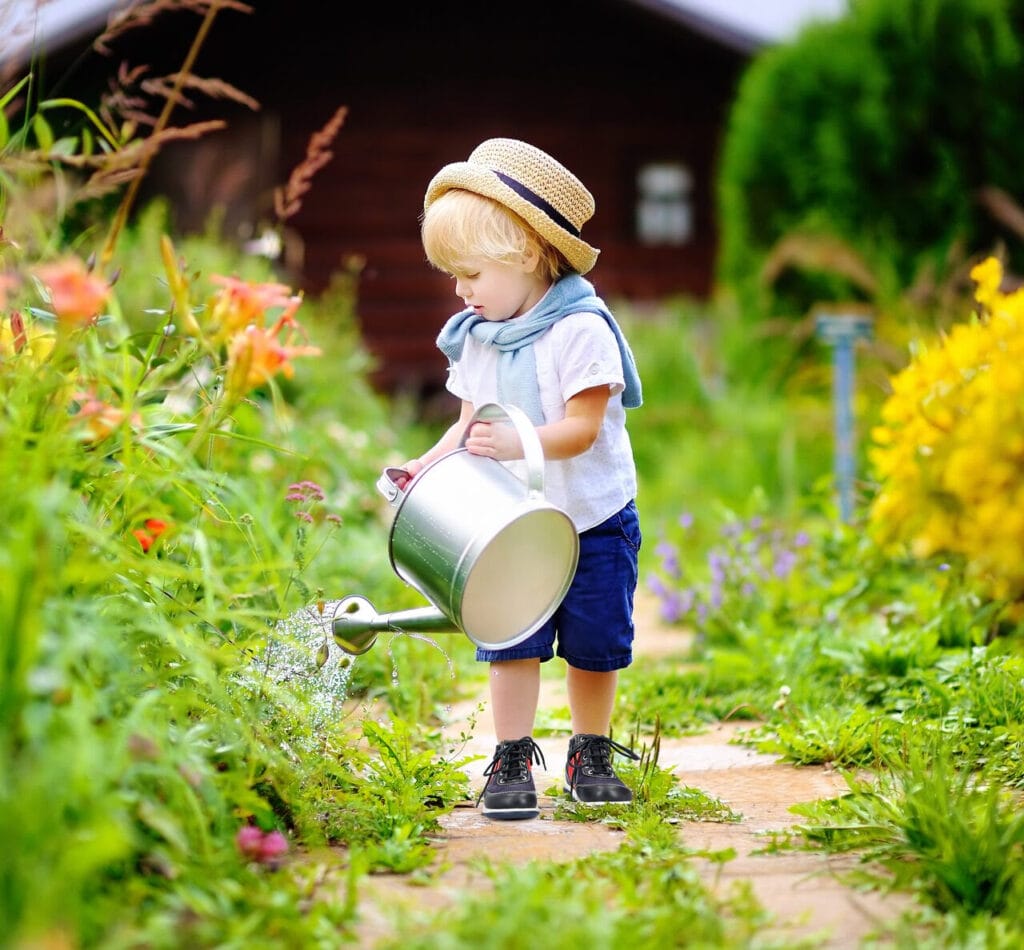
421;189;570;282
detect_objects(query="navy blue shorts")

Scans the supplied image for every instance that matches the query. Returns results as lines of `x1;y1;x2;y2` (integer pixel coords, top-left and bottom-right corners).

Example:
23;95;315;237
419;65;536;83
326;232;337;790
475;500;641;672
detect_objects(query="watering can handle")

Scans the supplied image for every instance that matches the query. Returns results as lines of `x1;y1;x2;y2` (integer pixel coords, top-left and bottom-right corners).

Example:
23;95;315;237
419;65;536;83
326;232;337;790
460;402;545;497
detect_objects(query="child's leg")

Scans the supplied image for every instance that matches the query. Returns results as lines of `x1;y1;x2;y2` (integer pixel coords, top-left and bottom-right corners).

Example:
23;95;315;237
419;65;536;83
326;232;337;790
566;666;618;735
488;657;541;739
477;657;544;821
564;665;637;805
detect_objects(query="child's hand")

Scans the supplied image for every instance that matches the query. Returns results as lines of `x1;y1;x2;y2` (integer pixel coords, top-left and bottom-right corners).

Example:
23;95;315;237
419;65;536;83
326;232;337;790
393;458;425;490
463;421;524;461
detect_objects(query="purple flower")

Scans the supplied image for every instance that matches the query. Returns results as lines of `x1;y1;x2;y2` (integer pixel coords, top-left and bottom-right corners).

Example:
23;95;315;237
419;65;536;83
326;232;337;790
773;550;797;578
647;574;668;597
655;540;681;578
660;591;684;623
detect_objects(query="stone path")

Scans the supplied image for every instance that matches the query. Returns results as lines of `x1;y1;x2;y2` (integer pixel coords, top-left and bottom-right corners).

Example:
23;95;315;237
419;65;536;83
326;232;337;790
349;594;916;947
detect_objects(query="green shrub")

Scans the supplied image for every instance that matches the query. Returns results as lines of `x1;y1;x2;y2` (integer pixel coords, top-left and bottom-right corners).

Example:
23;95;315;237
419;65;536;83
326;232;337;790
717;0;1024;318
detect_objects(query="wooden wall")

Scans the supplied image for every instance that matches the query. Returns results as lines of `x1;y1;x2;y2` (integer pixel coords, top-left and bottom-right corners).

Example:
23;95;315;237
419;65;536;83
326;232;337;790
50;0;750;396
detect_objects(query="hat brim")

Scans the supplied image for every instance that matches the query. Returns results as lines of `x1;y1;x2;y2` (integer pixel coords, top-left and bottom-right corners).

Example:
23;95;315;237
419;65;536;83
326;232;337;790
424;162;600;275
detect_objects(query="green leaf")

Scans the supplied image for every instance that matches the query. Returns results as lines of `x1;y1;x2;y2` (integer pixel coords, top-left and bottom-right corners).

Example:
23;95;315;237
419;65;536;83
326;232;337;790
49;136;80;158
32;112;54;152
136;798;189;853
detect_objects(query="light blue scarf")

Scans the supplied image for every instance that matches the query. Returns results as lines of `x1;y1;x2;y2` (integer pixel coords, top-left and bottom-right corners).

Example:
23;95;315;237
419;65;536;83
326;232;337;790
436;274;642;425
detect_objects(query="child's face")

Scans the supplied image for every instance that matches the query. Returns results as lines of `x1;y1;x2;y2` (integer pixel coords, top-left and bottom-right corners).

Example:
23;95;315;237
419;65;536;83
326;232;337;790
448;256;549;321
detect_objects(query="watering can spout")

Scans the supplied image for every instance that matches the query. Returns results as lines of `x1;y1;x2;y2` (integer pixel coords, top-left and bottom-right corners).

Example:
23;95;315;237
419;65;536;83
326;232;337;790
331;595;457;655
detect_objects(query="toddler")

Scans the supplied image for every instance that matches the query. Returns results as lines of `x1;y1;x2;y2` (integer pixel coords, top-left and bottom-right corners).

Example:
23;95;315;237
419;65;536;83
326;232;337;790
401;138;642;820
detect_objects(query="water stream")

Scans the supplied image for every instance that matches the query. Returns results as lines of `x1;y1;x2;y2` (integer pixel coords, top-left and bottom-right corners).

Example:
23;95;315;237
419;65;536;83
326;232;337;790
256;599;456;751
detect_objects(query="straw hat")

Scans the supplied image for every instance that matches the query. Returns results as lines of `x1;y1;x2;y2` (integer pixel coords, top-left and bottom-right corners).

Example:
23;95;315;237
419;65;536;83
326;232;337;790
423;138;600;274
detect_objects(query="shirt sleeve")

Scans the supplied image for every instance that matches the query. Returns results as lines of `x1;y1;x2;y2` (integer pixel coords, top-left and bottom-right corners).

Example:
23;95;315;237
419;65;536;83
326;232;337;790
549;312;625;402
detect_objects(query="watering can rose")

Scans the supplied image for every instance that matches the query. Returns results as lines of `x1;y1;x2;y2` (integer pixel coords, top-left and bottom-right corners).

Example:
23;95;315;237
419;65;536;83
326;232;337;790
868;256;1024;602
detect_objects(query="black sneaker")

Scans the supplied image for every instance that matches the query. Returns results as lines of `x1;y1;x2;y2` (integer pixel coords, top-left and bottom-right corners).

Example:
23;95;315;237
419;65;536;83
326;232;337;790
564;734;639;805
477;736;546;820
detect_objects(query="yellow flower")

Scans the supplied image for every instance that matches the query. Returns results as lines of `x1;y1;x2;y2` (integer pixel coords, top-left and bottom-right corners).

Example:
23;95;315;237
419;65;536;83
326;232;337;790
869;254;1024;601
159;235;201;338
969;256;1002;310
1;309;55;364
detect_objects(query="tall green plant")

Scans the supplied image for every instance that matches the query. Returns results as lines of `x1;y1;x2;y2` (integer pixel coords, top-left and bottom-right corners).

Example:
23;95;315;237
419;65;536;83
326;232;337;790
717;0;1024;318
0;7;469;945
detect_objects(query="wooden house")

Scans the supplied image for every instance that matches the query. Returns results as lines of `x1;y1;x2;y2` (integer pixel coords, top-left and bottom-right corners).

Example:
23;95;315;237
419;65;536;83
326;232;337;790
2;0;844;396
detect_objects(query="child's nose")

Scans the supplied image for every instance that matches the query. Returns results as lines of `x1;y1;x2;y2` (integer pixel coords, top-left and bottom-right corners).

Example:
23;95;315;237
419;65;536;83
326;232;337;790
455;277;471;298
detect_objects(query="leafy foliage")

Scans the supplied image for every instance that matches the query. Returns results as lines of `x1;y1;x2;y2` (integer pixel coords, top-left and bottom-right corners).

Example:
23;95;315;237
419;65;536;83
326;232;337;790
718;0;1024;315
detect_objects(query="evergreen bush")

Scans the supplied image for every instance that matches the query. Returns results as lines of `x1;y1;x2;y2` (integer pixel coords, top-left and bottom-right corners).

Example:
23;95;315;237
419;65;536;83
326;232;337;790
717;0;1024;317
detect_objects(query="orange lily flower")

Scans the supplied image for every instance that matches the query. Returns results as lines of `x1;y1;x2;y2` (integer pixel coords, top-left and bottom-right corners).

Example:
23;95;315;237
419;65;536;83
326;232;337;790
33;257;111;328
207;275;301;343
224;314;321;400
71;390;141;443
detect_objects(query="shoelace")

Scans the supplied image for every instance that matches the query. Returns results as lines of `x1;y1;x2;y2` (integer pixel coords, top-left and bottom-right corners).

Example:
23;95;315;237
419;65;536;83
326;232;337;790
569;735;639;784
478;736;547;802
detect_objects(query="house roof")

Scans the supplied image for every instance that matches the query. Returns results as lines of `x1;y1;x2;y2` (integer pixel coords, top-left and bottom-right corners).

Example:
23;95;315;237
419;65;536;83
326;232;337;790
2;0;848;67
1;0;115;65
636;0;849;52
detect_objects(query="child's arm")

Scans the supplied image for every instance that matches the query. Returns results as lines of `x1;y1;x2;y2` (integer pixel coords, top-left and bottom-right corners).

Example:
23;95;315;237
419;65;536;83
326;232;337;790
401;400;477;480
463;386;610;462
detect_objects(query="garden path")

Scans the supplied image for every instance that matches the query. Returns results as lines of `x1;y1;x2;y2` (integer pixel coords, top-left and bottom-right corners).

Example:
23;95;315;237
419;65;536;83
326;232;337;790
348;593;917;947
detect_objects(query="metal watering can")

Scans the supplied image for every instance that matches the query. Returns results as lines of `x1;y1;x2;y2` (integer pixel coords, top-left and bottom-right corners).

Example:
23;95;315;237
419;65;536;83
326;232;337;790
332;403;579;655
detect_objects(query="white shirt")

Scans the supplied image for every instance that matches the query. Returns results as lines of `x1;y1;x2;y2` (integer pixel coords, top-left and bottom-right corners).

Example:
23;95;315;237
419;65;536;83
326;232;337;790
445;312;638;531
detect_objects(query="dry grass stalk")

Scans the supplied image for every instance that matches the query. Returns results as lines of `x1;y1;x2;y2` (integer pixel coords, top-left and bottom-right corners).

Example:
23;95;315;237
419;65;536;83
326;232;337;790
274;106;348;222
141;73;259;112
96;0;253;54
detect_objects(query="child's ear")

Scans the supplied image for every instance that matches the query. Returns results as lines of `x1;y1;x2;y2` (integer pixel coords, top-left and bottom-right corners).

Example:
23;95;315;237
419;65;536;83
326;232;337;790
520;246;541;273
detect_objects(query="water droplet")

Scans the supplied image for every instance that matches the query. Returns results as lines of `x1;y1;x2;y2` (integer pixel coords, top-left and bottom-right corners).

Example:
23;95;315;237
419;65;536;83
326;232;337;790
251;600;363;751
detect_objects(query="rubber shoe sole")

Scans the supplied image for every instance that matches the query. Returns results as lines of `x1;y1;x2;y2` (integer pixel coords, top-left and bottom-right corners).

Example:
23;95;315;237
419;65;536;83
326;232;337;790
479;790;539;820
480;802;540;820
562;781;632;805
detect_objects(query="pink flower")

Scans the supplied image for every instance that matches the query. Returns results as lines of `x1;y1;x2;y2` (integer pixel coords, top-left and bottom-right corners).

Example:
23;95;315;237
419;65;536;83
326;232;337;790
235;825;265;860
235;825;289;867
71;390;142;444
258;830;289;862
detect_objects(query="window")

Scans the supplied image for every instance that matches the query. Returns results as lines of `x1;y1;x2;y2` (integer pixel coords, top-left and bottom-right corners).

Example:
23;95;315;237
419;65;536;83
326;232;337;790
636;162;693;246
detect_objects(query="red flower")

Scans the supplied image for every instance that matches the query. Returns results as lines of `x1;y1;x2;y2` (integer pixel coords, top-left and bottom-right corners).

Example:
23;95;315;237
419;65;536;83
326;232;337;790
132;518;170;552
